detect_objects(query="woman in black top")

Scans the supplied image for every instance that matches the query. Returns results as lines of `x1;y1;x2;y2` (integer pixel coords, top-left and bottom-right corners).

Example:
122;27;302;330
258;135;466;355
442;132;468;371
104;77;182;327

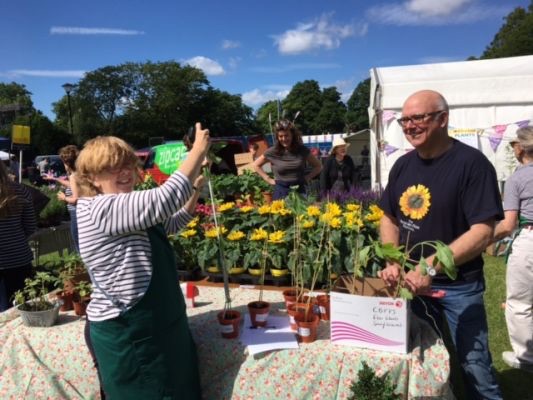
320;137;357;193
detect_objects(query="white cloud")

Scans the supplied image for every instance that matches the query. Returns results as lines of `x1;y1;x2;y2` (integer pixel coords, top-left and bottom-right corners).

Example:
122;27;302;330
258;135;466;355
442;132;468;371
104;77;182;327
273;13;367;55
185;56;225;76
241;88;290;107
221;39;241;49
50;26;145;35
367;0;511;26
7;69;86;78
251;63;340;73
227;57;241;70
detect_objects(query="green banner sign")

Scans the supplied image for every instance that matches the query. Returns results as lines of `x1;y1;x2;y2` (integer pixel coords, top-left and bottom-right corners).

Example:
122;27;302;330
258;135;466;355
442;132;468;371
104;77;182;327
153;142;188;175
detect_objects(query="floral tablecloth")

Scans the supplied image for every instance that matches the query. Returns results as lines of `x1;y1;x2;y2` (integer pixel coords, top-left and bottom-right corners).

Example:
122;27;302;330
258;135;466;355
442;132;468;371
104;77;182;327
0;286;453;399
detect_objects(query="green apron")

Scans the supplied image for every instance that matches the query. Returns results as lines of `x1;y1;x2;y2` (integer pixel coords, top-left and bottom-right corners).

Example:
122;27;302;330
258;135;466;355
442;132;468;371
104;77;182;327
89;225;201;399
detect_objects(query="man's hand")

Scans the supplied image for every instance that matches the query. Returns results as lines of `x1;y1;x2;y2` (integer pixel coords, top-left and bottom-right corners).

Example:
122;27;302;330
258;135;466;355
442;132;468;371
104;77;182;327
404;267;432;294
378;263;401;287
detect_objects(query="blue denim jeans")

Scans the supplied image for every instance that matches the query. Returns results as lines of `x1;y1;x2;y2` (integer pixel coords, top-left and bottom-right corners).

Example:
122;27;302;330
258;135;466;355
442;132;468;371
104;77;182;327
68;207;79;253
411;278;502;400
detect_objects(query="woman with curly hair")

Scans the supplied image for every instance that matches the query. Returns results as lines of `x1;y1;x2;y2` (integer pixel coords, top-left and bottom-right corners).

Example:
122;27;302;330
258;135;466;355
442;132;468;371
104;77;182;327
0;161;36;311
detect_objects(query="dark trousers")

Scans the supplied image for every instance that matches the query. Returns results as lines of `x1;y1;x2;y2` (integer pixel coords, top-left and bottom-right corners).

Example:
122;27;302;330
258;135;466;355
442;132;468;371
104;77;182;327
84;319;106;399
0;264;32;312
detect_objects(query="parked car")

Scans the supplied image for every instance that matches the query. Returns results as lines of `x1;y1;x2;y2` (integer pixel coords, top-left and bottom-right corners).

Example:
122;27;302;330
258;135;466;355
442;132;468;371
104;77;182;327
141;139;245;185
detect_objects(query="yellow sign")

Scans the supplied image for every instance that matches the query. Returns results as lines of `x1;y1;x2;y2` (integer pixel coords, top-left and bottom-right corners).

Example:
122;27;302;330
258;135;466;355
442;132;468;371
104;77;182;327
12;125;31;145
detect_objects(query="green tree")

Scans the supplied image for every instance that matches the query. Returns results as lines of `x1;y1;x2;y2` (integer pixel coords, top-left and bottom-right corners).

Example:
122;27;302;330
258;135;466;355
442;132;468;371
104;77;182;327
256;100;279;135
0;82;33;138
315;87;346;134
480;1;533;59
282;80;322;135
345;78;370;132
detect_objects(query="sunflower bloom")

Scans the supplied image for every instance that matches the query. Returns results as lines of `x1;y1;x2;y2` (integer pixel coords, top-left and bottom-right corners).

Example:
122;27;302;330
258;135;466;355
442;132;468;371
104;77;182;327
328;217;342;229
250;228;268;241
240;206;254;213
302;220;315;229
399;185;431;220
307;205;321;217
218;202;235;213
325;202;342;217
186;217;199;228
227;230;246;241
205;226;228;238
258;205;271;215
346;203;361;212
180;229;197;238
268;230;285;244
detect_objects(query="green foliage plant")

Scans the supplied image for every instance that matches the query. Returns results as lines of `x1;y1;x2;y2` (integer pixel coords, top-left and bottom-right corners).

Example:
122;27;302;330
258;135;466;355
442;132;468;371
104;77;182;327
13;272;58;311
37;186;67;227
348;361;401;400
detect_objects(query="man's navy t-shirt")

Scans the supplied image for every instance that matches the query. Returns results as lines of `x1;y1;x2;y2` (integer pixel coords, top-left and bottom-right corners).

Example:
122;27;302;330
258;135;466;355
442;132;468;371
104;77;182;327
379;139;503;284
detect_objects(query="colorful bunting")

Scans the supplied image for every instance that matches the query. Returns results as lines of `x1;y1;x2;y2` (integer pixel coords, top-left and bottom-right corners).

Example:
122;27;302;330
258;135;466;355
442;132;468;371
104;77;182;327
516;120;530;129
381;110;396;125
489;125;507;152
383;144;399;156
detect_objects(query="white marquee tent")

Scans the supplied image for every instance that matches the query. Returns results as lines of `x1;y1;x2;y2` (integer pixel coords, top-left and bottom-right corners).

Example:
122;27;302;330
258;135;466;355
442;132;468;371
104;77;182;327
368;55;533;189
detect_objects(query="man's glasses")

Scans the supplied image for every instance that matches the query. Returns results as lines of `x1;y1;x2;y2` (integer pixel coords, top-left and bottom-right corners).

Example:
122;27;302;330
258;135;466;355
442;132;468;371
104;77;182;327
397;111;445;128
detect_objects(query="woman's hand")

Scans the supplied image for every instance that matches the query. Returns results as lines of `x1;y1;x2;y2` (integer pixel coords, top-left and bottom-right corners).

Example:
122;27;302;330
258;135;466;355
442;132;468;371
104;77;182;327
192;122;211;158
193;175;205;190
57;191;66;202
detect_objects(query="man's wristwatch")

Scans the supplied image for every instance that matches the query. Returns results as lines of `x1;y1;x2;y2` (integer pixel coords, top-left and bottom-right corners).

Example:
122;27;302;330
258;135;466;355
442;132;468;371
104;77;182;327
426;266;437;277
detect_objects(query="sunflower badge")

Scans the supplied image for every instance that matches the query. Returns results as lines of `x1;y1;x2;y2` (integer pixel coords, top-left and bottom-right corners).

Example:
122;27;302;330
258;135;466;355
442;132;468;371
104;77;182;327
399;184;431;220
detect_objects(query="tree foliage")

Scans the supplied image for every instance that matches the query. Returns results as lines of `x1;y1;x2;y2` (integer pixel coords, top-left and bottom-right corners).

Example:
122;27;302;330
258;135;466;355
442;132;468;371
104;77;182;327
345;78;370;132
52;61;259;148
282;80;322;135
256;100;279;135
315;87;346;134
481;1;533;59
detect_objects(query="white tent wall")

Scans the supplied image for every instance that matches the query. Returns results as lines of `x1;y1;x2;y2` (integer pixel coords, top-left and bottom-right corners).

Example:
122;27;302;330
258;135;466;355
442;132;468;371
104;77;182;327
369;55;533;190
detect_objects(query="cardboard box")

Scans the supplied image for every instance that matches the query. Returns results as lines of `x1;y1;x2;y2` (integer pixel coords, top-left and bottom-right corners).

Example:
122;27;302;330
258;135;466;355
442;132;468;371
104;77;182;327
330;276;409;354
234;152;255;175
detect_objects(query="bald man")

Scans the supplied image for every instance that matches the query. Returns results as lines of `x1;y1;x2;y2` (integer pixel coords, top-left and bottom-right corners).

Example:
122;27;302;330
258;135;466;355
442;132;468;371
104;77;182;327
378;90;503;400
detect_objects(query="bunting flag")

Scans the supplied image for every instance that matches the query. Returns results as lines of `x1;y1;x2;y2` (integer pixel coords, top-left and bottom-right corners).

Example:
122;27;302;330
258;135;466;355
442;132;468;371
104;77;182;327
489;125;508;152
383;144;399;156
516;120;530;129
382;110;396;125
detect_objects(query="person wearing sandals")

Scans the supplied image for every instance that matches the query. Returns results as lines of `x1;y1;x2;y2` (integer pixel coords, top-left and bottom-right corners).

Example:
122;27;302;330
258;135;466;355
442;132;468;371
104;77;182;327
75;124;210;399
493;126;533;373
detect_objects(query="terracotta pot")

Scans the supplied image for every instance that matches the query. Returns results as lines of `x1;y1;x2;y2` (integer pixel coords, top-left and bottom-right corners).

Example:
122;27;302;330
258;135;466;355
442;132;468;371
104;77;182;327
262;191;273;204
316;294;330;321
56;290;74;312
295;313;320;343
217;310;242;339
287;302;313;331
282;289;298;309
247;301;270;327
72;296;90;316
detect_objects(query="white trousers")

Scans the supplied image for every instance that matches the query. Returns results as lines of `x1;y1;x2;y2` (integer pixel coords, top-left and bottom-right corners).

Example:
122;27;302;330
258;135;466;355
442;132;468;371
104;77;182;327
506;228;533;363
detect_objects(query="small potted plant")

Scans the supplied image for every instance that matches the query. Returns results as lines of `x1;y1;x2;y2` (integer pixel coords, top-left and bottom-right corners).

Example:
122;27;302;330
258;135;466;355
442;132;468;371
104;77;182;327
72;280;92;316
13;272;61;327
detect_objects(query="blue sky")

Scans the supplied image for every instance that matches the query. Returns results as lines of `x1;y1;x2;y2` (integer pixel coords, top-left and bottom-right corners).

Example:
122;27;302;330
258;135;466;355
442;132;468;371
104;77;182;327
0;0;529;120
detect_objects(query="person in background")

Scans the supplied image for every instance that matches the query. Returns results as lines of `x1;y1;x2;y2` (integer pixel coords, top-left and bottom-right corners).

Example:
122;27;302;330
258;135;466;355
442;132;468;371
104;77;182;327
252;119;322;200
378;90;503;399
44;145;80;252
492;126;533;372
37;157;49;175
320;137;358;193
9;155;19;182
360;144;369;166
75;123;209;399
249;142;259;160
0;161;36;311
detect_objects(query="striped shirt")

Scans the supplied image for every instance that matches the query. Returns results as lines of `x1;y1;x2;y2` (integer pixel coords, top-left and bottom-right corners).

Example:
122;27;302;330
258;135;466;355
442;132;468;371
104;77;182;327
0;183;37;269
77;171;194;321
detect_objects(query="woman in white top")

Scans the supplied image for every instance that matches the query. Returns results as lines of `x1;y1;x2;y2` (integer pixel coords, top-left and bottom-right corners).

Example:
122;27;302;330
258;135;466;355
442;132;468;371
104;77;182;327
75;123;209;399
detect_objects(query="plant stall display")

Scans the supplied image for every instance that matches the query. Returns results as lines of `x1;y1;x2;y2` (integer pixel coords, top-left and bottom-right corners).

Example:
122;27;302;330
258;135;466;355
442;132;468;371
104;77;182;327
13;272;61;327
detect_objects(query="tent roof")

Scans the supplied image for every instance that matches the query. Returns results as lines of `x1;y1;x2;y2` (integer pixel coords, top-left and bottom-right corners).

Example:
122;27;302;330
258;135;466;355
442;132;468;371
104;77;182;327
0;150;12;160
370;55;533;110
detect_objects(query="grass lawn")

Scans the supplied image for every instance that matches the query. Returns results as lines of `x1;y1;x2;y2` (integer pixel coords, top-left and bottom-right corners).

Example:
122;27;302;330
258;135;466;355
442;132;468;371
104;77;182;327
484;254;532;400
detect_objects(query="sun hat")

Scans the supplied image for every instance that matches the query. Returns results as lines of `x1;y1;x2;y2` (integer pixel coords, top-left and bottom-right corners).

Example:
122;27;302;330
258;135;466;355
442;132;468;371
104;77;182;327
507;126;533;151
330;137;349;155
